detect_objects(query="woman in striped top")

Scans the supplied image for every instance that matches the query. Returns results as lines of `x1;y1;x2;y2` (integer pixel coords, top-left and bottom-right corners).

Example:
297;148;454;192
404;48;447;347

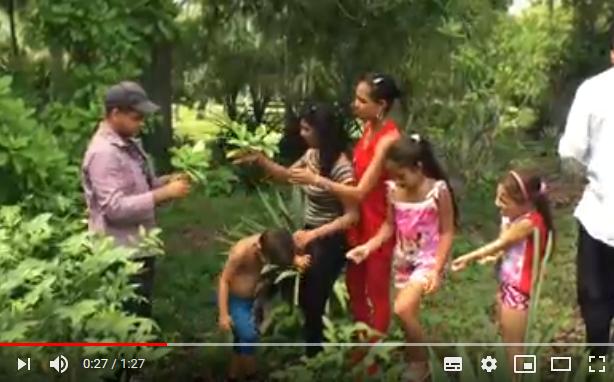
235;103;358;357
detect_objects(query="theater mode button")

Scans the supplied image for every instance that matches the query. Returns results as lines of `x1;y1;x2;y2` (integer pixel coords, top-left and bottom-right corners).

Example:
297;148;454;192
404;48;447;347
17;357;31;371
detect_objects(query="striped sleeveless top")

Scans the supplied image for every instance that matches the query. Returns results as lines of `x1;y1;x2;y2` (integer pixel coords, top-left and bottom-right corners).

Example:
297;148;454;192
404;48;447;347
300;149;355;227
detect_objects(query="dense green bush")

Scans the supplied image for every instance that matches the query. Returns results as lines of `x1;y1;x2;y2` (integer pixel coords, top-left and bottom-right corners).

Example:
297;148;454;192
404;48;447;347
409;5;574;182
0;206;168;380
0;76;79;214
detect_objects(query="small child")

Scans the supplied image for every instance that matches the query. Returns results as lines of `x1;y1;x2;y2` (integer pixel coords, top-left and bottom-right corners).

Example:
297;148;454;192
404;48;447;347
451;169;554;373
346;134;457;380
218;228;310;382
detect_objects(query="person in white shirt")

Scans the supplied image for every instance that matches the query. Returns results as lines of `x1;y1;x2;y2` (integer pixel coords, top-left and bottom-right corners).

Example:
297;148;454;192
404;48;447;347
558;28;614;357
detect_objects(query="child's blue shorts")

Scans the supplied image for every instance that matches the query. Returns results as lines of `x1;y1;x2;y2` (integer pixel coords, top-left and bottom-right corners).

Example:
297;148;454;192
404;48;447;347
229;294;259;355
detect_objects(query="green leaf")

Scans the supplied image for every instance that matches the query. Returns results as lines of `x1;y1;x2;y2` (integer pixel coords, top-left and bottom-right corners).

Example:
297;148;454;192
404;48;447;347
157;20;173;39
56;300;103;329
0;76;12;91
274;269;297;284
0;152;8;166
257;189;283;227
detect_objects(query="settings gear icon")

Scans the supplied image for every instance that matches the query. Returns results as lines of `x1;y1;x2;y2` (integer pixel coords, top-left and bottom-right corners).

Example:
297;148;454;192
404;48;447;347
481;356;497;373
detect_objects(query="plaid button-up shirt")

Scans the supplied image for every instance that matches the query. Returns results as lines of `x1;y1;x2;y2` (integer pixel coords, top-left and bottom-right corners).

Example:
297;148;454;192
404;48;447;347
82;122;163;247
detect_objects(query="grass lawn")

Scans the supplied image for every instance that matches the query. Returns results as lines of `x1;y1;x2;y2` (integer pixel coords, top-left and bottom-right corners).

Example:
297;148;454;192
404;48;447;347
173;104;226;141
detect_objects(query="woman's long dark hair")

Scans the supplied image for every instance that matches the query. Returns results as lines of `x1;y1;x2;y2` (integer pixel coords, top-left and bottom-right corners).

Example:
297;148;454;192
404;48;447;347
386;134;459;226
299;103;350;178
500;170;555;237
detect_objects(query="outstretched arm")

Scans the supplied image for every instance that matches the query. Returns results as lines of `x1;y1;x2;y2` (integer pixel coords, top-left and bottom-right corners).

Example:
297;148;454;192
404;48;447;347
236;150;308;183
452;219;535;271
364;201;395;254
433;187;455;275
291;132;400;203
346;199;394;264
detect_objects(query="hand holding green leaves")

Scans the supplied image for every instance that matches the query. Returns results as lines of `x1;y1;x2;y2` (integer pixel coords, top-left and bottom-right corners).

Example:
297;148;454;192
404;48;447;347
225;122;282;160
154;178;191;203
231;149;265;165
156;172;190;188
170;140;212;183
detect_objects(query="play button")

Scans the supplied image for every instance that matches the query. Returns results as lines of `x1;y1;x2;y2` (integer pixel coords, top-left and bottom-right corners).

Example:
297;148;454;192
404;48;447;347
17;358;30;371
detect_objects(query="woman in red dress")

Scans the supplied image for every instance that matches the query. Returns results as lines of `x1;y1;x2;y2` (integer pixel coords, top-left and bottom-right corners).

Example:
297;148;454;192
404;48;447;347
291;73;402;336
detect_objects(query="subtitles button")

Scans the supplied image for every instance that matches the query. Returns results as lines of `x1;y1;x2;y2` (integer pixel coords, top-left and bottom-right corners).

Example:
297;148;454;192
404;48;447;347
443;356;462;372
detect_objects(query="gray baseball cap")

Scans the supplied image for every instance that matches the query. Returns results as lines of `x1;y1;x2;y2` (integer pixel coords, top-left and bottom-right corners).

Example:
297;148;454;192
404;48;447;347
105;81;159;114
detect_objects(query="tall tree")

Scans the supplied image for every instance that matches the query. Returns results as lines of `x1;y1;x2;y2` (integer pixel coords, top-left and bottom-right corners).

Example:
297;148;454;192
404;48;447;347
142;40;174;172
6;0;18;55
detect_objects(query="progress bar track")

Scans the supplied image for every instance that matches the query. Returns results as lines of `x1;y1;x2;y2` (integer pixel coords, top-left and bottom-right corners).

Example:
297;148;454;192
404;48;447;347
167;342;614;347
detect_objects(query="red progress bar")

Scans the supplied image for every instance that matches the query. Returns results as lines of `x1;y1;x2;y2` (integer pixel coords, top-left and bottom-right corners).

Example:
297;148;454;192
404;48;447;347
0;343;168;347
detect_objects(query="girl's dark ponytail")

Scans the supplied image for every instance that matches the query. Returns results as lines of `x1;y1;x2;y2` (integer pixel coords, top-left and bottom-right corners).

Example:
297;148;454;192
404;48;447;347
528;178;555;237
387;134;459;226
417;137;459;227
534;193;555;237
503;170;556;239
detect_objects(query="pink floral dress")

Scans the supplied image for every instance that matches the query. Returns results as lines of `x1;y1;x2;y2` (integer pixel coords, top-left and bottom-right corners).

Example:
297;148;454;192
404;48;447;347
388;180;447;289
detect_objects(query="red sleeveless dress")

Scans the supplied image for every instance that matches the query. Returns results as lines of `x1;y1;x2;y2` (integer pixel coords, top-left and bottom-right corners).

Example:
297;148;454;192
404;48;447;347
346;119;398;334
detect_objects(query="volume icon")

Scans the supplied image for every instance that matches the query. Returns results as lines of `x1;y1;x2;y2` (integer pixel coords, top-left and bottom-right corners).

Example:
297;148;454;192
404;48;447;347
50;355;68;373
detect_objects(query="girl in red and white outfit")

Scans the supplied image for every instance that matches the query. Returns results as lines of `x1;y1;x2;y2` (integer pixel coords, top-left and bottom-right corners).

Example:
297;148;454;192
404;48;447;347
452;169;554;372
290;74;402;338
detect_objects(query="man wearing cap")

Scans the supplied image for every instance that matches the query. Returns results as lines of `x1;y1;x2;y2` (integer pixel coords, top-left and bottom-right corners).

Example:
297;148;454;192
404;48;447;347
82;81;190;318
558;27;614;357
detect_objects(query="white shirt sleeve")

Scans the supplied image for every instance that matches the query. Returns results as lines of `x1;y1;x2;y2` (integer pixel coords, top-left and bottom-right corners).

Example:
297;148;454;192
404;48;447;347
558;82;591;165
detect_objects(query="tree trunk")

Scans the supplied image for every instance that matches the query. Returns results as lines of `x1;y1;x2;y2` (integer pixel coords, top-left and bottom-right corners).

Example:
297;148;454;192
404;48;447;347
223;90;239;121
195;98;208;119
8;0;18;56
49;42;65;101
249;85;270;126
142;40;174;173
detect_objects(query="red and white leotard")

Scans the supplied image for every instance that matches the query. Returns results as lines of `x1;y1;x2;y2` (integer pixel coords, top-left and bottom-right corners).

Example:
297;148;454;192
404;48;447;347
498;211;548;309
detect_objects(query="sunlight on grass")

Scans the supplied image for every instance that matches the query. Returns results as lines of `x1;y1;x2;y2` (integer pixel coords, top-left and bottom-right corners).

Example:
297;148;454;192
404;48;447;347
173;103;227;141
